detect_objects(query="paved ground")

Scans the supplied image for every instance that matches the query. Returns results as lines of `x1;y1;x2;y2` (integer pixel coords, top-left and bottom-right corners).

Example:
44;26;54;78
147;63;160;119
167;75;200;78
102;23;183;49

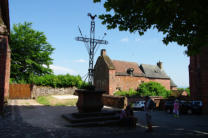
1;99;208;138
52;95;78;100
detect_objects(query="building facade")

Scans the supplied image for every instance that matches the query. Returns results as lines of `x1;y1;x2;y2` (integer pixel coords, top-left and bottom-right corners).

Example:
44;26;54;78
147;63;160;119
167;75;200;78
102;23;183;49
0;0;10;113
189;47;208;113
94;49;176;95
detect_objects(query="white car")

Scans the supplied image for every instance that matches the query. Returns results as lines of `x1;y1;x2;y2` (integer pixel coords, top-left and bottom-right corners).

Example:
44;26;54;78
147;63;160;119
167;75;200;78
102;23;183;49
132;100;145;110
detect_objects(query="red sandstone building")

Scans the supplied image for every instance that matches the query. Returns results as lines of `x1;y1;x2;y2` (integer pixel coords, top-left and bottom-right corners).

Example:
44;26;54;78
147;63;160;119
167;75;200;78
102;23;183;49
0;0;10;113
189;47;208;113
94;49;177;95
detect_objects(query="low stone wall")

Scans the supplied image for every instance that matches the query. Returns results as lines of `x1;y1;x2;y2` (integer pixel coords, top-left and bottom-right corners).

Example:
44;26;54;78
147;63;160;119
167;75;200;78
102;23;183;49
127;96;164;109
102;94;127;109
127;96;144;104
31;85;76;98
102;95;164;109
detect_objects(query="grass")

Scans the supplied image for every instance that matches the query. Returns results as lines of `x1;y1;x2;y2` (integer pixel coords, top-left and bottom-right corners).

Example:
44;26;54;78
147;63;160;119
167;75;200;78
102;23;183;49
36;96;77;106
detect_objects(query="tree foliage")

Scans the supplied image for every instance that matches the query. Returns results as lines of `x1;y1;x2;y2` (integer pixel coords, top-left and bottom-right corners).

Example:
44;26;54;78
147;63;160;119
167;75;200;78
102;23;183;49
28;74;85;88
114;88;139;97
93;0;208;55
177;87;190;96
10;22;54;82
138;81;171;98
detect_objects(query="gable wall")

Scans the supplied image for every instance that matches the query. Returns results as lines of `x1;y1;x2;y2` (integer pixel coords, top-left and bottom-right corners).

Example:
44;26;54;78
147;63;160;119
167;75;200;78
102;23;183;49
94;57;110;93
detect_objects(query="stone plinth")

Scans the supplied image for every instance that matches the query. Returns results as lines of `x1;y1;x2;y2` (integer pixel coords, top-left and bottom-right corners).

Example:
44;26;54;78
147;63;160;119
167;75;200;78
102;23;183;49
75;89;105;113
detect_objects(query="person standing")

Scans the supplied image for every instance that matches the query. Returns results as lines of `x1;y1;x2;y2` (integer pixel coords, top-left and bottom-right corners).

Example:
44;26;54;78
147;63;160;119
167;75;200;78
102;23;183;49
144;96;154;132
173;99;180;118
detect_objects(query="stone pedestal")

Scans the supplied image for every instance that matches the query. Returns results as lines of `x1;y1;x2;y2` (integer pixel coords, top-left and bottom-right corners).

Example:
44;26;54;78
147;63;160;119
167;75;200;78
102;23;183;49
75;89;105;113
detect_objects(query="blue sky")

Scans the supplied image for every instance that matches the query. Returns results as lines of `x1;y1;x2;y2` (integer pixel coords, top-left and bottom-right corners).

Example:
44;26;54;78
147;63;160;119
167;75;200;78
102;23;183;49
9;0;189;87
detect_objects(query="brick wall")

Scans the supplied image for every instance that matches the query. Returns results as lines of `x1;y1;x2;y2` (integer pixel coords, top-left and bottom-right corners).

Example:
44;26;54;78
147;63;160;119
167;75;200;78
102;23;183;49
4;42;10;99
113;76;148;92
149;78;171;90
189;47;208;113
0;35;10;112
0;0;10;113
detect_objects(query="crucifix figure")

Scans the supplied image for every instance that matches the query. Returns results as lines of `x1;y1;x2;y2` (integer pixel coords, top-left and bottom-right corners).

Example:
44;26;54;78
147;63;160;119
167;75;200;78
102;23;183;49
75;13;108;85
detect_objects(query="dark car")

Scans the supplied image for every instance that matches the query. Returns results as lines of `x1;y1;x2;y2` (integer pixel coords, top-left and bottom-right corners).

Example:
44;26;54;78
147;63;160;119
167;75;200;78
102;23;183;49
164;100;174;113
164;100;203;115
180;100;203;114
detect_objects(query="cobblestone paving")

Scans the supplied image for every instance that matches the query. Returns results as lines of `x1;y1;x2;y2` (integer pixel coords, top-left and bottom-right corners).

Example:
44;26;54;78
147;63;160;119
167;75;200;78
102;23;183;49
1;106;208;138
0;106;141;138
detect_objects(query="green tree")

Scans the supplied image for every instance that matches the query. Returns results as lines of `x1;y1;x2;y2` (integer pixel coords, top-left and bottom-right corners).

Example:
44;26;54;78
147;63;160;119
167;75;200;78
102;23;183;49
10;22;54;82
177;87;190;96
93;0;208;55
138;81;171;98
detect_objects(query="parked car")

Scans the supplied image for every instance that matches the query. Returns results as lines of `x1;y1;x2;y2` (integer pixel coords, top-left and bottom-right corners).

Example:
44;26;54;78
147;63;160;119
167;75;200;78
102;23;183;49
181;100;203;114
164;100;203;114
132;100;145;110
164;100;174;113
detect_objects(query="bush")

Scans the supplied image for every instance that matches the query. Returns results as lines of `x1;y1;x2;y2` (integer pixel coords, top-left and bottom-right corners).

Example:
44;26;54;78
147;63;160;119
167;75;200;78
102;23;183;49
28;74;86;88
177;87;190;96
114;88;140;97
138;81;171;98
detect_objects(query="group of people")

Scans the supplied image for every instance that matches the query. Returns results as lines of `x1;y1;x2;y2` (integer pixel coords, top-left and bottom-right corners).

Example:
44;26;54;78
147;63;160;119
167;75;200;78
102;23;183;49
119;96;180;132
119;96;154;132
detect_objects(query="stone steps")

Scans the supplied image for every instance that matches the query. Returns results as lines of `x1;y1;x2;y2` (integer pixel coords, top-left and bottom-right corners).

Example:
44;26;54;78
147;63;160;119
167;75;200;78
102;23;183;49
71;110;120;118
65;119;120;127
62;110;121;127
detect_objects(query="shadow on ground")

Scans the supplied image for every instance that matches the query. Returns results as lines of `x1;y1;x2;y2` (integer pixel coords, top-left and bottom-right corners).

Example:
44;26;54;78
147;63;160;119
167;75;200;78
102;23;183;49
1;104;208;138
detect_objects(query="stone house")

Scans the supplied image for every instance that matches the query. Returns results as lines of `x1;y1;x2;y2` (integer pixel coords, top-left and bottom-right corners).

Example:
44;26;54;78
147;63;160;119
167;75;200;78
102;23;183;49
94;49;177;95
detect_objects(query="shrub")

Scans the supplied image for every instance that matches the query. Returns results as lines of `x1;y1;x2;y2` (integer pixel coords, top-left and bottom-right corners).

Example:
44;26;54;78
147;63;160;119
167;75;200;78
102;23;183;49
28;74;86;88
138;81;171;98
114;88;140;97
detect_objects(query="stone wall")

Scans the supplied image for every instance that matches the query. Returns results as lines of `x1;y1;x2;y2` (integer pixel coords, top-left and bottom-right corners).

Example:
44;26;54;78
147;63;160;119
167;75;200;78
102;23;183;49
127;96;164;109
0;0;10;112
189;47;208;114
102;94;127;109
94;56;110;94
31;85;76;98
114;76;148;93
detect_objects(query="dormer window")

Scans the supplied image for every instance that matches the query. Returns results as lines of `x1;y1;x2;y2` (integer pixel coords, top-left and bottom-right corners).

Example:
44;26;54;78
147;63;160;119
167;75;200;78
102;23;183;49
127;68;134;75
154;69;160;73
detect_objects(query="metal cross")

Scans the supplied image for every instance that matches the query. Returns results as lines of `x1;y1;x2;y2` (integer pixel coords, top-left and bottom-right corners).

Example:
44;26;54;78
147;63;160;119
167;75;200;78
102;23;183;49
75;13;108;85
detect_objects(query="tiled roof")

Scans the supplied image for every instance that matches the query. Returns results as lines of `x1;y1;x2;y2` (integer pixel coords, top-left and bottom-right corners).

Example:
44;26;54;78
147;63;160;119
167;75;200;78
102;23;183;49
140;64;170;79
112;60;144;77
103;55;115;70
95;55;115;70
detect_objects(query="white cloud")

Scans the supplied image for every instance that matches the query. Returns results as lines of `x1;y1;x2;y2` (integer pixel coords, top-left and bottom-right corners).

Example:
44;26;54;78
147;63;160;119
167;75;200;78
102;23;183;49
50;65;77;75
120;37;129;42
73;59;87;63
135;38;141;42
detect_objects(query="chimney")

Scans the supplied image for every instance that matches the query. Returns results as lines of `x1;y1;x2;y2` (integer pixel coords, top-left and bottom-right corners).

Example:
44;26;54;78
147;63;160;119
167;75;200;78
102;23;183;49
157;61;162;69
101;49;106;56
